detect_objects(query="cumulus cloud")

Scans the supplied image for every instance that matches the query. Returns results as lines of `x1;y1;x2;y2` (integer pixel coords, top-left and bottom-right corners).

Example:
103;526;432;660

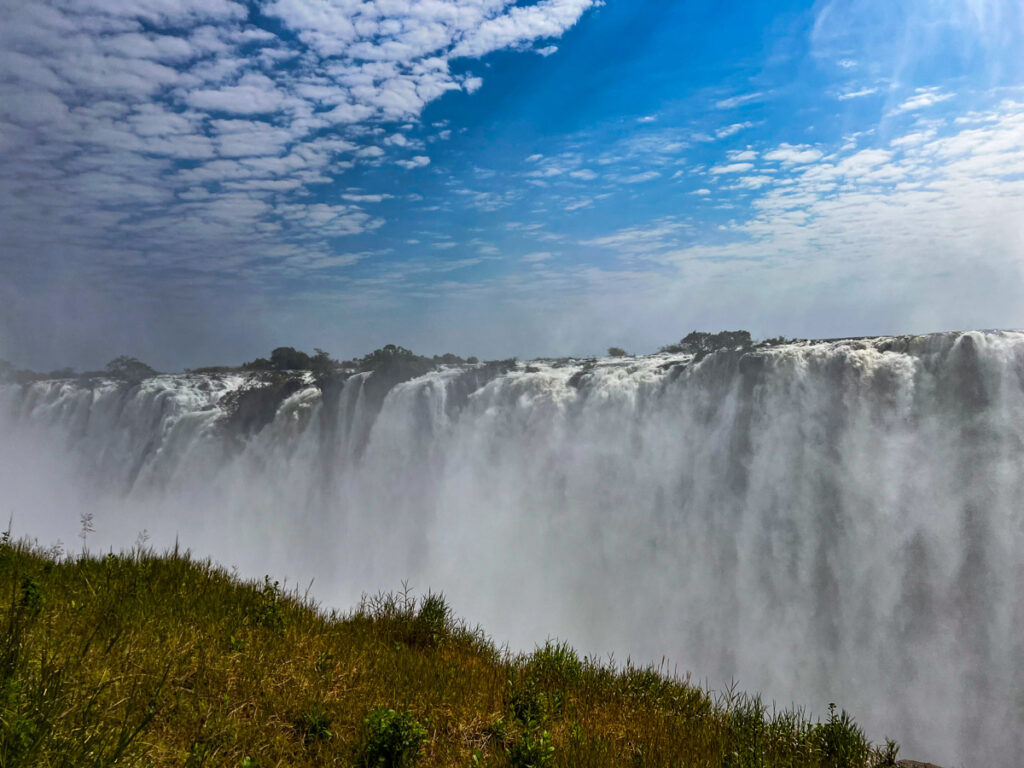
763;144;824;165
0;0;597;331
892;87;955;114
716;121;755;139
451;0;599;59
710;162;755;174
585;103;1024;337
396;155;431;169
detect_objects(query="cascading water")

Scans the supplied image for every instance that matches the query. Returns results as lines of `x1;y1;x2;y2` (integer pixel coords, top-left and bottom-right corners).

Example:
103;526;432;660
1;331;1022;766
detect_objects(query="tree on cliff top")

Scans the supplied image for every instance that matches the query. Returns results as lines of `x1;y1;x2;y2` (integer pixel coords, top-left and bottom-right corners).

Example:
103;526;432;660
106;356;158;383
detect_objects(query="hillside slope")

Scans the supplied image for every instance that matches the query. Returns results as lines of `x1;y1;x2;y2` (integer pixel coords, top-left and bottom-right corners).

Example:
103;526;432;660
0;541;917;767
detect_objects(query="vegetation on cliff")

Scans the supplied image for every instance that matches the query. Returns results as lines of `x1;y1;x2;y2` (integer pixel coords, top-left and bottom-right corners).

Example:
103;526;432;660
0;538;902;768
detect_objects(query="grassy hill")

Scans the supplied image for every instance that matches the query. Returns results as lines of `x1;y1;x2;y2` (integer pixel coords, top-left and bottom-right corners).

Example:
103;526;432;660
0;538;904;767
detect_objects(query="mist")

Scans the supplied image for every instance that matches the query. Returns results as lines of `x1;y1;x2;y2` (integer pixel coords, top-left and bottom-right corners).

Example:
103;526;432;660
2;331;1021;766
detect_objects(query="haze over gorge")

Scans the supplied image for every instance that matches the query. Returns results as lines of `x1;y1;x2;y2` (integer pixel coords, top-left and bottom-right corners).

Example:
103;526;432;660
1;331;1021;766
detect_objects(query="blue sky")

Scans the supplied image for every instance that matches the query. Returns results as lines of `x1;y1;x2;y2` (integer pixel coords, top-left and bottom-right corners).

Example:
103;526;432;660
1;0;1023;369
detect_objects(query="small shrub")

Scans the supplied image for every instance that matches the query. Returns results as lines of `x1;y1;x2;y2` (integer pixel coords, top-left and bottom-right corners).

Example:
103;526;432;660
18;576;43;616
506;677;549;728
527;641;582;687
252;577;287;634
358;706;428;768
875;738;900;766
812;703;871;768
507;728;554;768
297;704;333;746
484;716;507;744
412;591;450;646
607;347;627;357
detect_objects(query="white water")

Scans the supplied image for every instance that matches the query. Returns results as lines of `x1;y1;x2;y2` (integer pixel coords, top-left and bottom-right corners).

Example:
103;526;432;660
1;331;1022;766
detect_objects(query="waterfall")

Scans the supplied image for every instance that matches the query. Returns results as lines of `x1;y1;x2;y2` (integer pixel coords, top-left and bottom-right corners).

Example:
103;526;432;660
2;331;1022;766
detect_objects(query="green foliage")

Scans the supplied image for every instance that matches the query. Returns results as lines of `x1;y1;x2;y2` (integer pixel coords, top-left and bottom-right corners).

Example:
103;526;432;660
105;355;158;383
251;576;287;634
878;738;900;766
0;540;905;768
506;728;554;768
241;357;273;371
355;587;476;651
357;344;422;372
506;676;555;728
526;641;583;688
358;707;427;767
270;346;312;371
812;703;872;768
607;347;627;357
412;591;450;646
297;704;333;746
661;330;753;356
185;740;213;766
16;577;42;617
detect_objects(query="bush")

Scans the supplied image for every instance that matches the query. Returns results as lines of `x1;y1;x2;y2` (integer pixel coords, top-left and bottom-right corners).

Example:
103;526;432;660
105;355;158;383
507;728;554;768
297;704;332;746
812;704;871;768
358;707;427;768
412;591;451;646
506;677;550;728
526;641;582;688
251;577;287;634
607;347;627;357
660;330;752;356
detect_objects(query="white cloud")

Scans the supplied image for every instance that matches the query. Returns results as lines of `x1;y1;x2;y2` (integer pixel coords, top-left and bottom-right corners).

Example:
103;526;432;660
564;198;593;211
451;0;599;59
522;251;553;262
711;162;755;174
536;45;558;57
892;87;954;114
0;0;598;296
621;171;661;183
395;155;431;169
716;91;771;109
764;144;824;165
186;72;296;115
585;105;1024;335
838;86;879;101
342;193;393;203
716;121;755;139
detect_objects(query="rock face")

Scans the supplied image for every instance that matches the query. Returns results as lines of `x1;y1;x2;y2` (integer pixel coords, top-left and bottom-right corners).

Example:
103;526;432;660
897;761;944;768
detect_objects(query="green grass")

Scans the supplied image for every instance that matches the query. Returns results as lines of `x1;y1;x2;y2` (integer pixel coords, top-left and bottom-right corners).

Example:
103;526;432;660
0;539;901;767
